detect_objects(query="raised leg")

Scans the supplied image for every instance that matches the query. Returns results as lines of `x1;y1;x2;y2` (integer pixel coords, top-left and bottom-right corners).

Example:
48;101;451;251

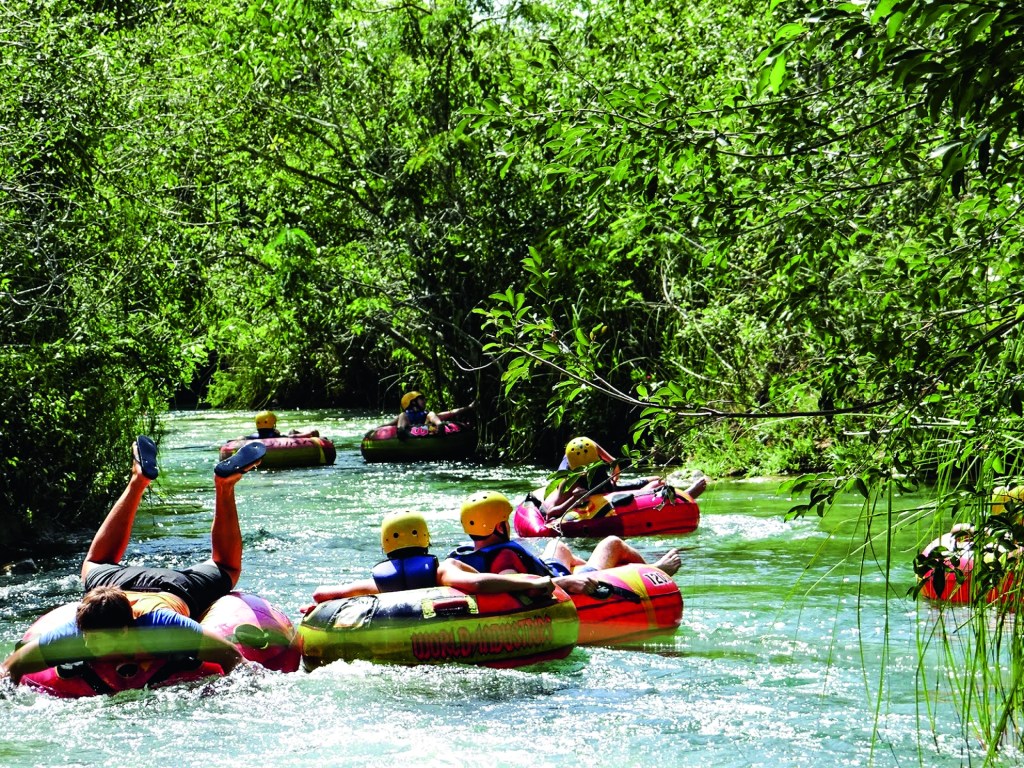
211;472;244;587
81;443;152;579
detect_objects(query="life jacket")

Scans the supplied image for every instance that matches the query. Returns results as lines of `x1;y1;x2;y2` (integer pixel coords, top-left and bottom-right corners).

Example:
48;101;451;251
403;407;428;426
448;540;553;578
371;553;439;593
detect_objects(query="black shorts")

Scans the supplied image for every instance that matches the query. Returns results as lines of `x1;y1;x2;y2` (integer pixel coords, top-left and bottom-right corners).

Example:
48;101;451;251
83;562;232;618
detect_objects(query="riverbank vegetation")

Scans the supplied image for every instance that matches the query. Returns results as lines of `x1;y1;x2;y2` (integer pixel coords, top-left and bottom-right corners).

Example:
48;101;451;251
2;0;1023;753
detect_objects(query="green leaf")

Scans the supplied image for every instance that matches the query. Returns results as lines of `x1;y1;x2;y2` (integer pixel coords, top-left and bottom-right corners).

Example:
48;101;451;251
774;23;806;41
870;0;897;24
929;141;962;162
885;11;905;39
768;55;787;93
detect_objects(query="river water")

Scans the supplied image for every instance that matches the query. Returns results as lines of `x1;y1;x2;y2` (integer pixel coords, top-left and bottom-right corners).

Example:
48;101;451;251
0;409;1008;767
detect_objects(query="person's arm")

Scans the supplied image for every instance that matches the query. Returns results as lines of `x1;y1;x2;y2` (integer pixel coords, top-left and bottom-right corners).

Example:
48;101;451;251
196;630;245;673
542;483;590;519
593;442;621;484
141;612;245;673
553;573;600;596
0;640;53;684
437;559;554;596
312;579;379;602
1;617;93;683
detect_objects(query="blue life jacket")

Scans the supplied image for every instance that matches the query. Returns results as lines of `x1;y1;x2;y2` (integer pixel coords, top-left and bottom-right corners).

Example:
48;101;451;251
403;407;428;426
371;553;439;593
448;540;554;578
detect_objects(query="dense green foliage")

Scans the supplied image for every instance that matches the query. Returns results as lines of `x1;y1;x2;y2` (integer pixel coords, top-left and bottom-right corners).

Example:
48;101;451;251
3;0;1024;750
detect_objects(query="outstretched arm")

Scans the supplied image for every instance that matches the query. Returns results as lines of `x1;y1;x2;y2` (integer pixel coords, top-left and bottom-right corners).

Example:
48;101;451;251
196;630;245;673
0;640;50;684
594;443;621;484
312;579;379;602
437;559;554;596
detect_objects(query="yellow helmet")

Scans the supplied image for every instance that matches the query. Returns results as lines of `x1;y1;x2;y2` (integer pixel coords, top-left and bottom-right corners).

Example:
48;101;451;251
565;437;600;469
381;511;431;555
401;391;423;410
255;410;277;429
460;491;512;537
992;486;1024;516
575;494;612;520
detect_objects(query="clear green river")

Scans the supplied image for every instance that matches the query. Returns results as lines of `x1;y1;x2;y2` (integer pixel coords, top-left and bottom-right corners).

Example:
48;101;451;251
0;410;1008;767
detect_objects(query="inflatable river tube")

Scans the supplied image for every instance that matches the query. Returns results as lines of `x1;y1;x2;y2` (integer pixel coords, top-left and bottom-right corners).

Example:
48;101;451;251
219;436;336;469
917;532;1018;605
360;421;476;463
514;486;700;538
573;564;683;645
18;592;299;698
298;585;578;669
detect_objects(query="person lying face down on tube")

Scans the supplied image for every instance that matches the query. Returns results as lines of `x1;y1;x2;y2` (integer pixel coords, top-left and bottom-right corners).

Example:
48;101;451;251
0;437;267;683
448;491;682;597
307;511;555;605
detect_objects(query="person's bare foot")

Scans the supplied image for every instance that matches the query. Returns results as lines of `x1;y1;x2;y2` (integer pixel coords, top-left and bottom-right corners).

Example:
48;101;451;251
133;436;159;481
215;441;267;479
653;548;681;576
685;475;708;500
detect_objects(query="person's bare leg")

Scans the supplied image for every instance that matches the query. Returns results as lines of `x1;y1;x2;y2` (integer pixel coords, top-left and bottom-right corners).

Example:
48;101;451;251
542;539;586;570
586;536;681;576
81;449;151;579
684;476;708;500
585;536;647;570
211;473;244;587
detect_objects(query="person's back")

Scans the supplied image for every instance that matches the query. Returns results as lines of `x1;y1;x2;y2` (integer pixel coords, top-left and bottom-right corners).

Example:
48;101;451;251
451;490;681;595
450;491;579;580
370;512;439;593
